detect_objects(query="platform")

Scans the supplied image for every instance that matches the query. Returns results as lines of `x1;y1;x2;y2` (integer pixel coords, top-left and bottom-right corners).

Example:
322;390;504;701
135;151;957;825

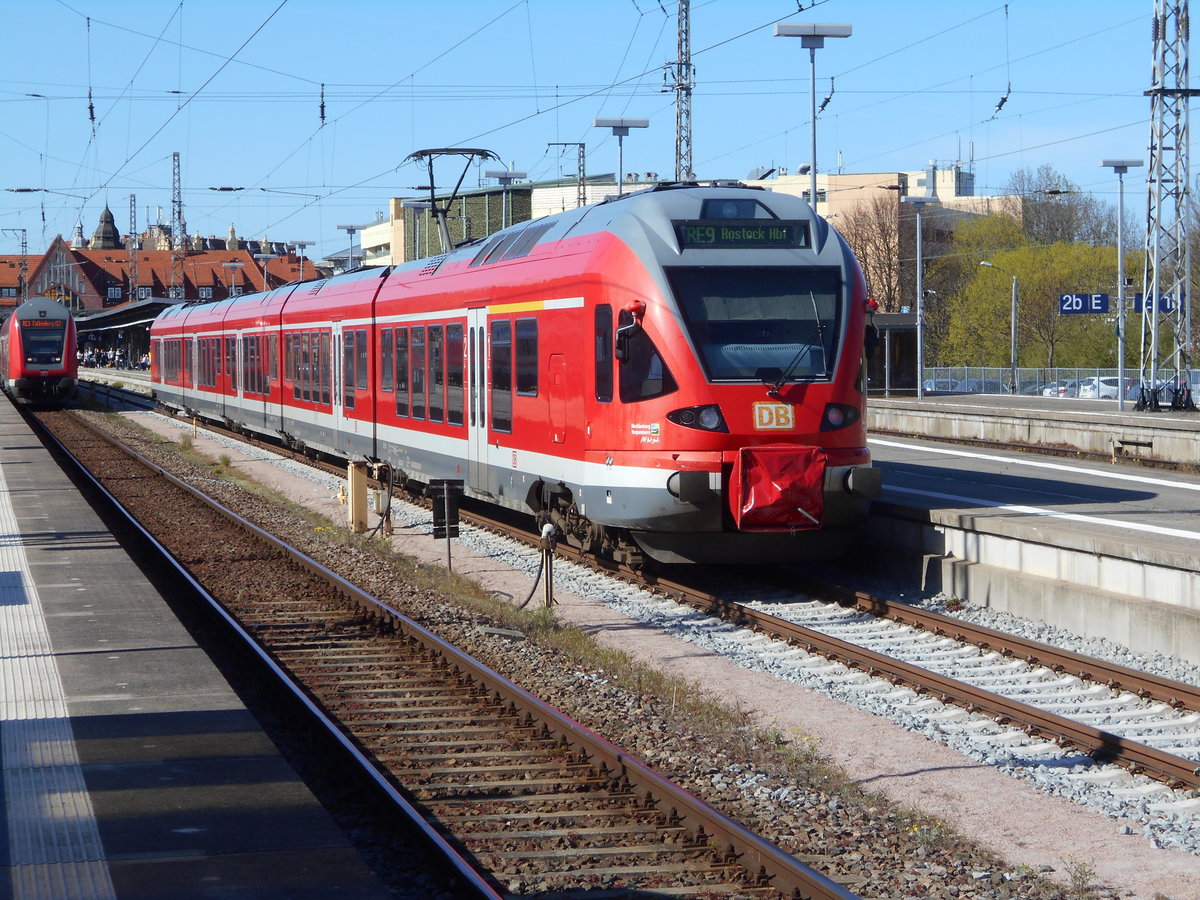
0;395;391;899
866;395;1200;665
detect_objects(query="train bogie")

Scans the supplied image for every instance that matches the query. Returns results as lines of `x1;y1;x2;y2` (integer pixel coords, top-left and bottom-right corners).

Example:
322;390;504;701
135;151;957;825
151;184;881;564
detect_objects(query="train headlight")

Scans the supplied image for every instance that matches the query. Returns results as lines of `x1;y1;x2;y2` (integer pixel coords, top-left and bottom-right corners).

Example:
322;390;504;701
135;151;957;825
667;404;728;433
819;403;860;431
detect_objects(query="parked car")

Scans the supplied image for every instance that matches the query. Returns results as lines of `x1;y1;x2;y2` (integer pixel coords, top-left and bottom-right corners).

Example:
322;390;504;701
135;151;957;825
1042;379;1079;397
1078;376;1123;399
922;378;959;393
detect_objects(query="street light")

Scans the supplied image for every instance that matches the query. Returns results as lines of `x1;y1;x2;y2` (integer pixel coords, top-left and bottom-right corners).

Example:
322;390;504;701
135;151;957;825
774;22;852;210
1100;158;1144;411
593;118;649;198
902;193;939;398
337;225;359;271
980;261;1019;394
483;169;527;229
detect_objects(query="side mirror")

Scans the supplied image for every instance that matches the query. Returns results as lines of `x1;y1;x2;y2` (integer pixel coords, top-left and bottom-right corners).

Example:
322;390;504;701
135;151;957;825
614;300;646;362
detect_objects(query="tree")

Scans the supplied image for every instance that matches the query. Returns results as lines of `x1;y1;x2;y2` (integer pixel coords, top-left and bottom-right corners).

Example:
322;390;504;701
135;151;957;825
1003;165;1114;247
947;242;1120;369
837;194;902;311
925;213;1026;365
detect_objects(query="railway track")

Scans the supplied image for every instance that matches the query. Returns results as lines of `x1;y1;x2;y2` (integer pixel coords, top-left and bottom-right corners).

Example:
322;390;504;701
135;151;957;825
35;407;860;900
76;381;1200;793
454;515;1200;792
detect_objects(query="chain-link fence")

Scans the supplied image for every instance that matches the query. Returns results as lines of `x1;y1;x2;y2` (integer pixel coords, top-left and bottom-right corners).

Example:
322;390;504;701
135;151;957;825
920;367;1131;399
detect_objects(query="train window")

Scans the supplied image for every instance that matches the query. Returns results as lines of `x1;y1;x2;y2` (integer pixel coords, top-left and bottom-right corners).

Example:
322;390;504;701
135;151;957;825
343;332;355;409
411;326;426;420
490;320;512;433
225;337;238;392
355;328;368;390
395;328;409;417
667;266;842;383
268;334;277;385
242;336;255;394
319;331;331;406
294;334;306;401
468;234;516;266
594;305;613;403
428;325;444;423
515;318;537;396
501;222;553;260
469;234;510;267
380;328;394;392
446;323;464;427
617;309;678;403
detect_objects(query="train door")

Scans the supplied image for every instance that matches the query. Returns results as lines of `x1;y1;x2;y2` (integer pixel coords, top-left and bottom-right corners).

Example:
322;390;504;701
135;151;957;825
467;308;489;493
331;320;346;453
548;353;567;444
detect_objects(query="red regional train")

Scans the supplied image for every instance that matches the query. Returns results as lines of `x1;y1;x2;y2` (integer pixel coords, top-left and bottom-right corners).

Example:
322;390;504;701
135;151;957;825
0;296;78;406
151;183;881;564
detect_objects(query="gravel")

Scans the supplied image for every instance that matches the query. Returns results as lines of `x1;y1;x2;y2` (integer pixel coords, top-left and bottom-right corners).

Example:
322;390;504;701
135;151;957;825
109;410;1200;899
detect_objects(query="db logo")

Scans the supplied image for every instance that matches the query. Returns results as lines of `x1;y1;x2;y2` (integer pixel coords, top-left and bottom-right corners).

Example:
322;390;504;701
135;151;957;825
753;402;794;430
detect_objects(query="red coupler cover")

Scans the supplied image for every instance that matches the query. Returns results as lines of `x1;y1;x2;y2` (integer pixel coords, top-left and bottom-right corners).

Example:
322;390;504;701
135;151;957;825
730;445;826;530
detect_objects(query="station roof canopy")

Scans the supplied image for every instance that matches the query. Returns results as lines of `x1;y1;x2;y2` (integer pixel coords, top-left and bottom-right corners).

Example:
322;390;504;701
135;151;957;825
75;297;174;334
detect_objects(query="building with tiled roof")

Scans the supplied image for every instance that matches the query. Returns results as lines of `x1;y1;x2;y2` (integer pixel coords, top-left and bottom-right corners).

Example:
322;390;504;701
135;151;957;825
0;255;29;308
24;234;321;312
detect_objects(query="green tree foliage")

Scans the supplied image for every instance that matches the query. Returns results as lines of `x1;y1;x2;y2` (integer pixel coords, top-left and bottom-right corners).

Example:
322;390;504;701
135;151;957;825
948;243;1121;368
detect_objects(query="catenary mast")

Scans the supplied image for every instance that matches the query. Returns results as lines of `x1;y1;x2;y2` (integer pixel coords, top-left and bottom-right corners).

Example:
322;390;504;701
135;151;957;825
667;0;695;182
1140;0;1198;410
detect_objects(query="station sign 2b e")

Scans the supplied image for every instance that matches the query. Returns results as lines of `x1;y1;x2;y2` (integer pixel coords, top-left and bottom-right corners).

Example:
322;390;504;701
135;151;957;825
1059;293;1110;314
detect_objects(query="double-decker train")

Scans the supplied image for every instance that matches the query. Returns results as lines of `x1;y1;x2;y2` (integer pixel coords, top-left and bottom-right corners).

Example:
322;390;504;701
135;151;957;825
151;182;880;564
0;296;78;406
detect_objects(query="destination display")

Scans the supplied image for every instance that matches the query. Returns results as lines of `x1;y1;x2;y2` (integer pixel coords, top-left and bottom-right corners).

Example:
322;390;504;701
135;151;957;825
674;219;810;249
21;318;65;328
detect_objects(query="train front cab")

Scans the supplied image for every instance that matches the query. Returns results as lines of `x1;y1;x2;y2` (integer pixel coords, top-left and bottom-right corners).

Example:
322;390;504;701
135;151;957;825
1;297;78;405
578;190;881;564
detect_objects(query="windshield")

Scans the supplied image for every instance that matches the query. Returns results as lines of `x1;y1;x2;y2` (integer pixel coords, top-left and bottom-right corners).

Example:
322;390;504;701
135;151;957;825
20;321;68;365
666;266;842;382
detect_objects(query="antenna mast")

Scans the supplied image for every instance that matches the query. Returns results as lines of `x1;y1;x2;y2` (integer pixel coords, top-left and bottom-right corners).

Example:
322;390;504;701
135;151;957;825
1140;0;1199;410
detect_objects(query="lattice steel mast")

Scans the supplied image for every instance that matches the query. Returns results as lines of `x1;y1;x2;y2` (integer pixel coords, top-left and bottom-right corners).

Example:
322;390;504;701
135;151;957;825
548;142;587;208
128;194;138;302
1140;0;1198;410
664;0;695;182
171;151;188;299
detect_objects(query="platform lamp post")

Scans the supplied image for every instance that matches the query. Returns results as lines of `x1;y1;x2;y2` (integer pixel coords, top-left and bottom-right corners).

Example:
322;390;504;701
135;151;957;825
223;261;244;298
337;225;359;272
980;261;1019;394
483;169;527;229
593;118;649;198
290;241;314;282
1100;158;1143;412
901;194;939;398
774;22;852;210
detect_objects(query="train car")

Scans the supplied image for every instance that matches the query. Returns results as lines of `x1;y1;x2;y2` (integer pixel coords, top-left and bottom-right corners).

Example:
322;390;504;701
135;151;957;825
0;296;78;406
152;182;880;565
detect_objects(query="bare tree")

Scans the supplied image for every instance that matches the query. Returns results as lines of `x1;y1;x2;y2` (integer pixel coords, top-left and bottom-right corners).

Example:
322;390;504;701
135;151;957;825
837;194;902;310
1005;164;1113;246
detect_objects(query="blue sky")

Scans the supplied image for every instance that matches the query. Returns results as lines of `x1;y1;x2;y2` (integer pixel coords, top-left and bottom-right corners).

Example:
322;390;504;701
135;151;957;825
1;0;1152;260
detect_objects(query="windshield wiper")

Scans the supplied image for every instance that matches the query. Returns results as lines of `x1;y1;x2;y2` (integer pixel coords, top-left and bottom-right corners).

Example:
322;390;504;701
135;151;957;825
766;292;828;397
